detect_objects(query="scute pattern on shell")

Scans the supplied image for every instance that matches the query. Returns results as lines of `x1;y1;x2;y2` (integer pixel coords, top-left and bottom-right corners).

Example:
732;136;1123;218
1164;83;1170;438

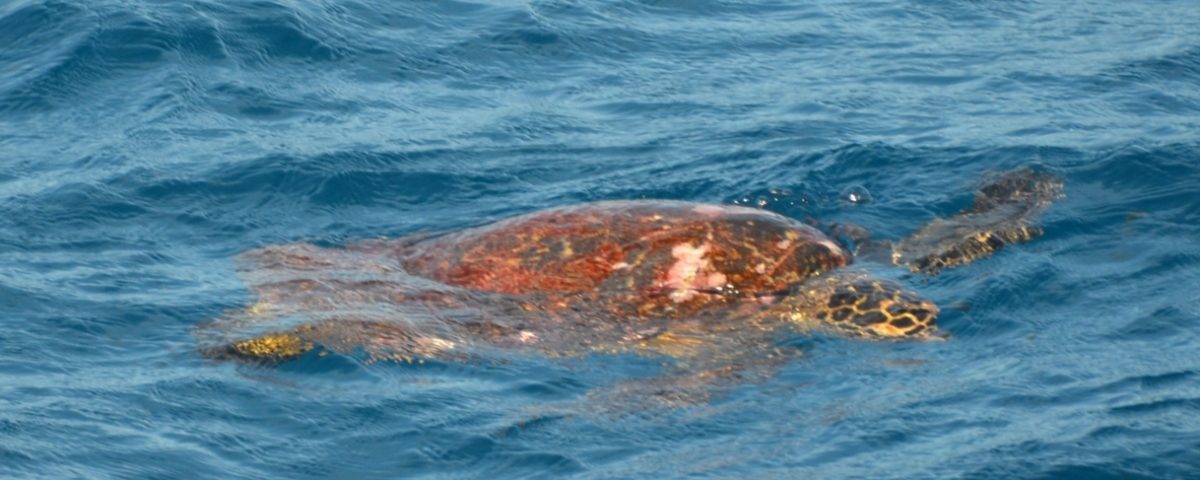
398;201;850;320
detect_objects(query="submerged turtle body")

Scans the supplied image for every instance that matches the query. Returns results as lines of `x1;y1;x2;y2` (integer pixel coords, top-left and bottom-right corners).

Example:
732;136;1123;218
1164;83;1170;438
206;201;933;364
202;168;1063;381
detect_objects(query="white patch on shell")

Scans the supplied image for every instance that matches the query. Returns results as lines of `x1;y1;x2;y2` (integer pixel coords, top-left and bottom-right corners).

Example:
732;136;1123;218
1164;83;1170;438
516;331;539;343
420;338;457;351
612;262;630;270
665;243;727;303
777;239;792;249
755;262;767;274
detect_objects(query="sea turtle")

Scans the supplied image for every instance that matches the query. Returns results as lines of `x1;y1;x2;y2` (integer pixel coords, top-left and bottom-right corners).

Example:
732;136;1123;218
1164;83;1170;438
198;168;1062;390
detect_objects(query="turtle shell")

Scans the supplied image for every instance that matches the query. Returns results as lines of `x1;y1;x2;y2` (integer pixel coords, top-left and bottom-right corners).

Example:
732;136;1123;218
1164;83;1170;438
398;201;850;320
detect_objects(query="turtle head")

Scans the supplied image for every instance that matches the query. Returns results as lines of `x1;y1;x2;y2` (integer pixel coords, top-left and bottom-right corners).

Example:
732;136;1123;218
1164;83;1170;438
790;274;940;339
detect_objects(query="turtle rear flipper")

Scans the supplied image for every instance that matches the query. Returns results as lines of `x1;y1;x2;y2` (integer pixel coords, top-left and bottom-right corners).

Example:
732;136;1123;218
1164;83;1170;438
200;318;466;365
204;330;318;364
895;168;1063;274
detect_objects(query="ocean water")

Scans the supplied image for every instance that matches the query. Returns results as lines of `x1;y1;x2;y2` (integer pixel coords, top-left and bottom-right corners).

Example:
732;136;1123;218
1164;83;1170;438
2;0;1200;478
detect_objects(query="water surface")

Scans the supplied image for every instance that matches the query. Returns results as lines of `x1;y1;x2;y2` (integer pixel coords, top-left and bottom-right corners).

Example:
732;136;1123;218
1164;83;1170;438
2;0;1200;478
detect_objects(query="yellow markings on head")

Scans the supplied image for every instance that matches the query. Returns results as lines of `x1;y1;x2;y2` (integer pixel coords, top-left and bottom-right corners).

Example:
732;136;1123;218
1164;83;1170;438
865;320;907;337
793;279;938;339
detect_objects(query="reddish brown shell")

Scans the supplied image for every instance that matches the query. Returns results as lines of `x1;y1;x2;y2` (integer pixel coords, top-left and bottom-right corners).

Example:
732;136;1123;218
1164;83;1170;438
398;201;849;320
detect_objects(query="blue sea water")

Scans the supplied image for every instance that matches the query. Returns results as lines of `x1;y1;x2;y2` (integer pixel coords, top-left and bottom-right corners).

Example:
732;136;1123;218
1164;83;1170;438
2;0;1200;478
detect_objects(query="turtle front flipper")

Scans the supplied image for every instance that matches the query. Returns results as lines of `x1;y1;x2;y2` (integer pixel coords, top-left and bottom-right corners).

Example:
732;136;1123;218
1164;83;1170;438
894;168;1063;274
